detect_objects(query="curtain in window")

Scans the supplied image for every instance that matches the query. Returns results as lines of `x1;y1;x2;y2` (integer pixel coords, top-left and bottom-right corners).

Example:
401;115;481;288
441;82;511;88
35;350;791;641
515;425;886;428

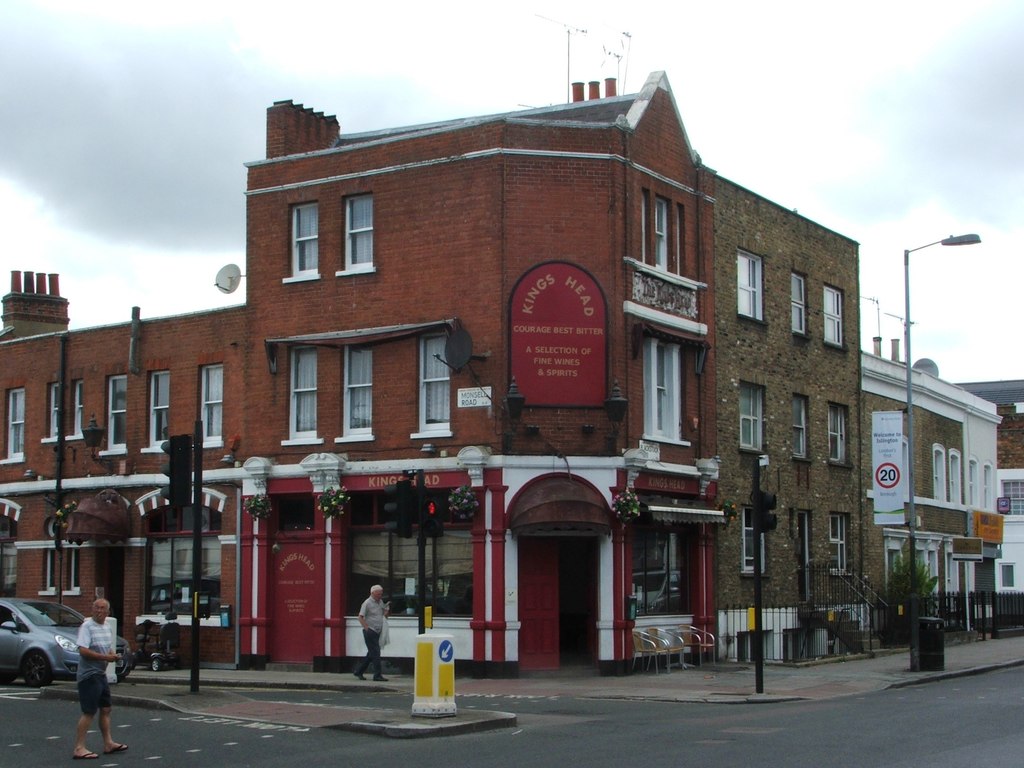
347;348;372;430
1;542;15;596
293;349;317;433
423;337;449;425
348;196;373;264
351;532;472;579
204;366;223;438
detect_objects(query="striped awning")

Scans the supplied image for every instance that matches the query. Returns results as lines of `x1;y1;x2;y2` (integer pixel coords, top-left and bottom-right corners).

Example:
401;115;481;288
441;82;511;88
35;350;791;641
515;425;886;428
644;502;726;525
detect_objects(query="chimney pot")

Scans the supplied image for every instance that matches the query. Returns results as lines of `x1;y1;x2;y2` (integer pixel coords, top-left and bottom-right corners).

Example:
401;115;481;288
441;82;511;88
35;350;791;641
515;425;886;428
11;271;22;293
24;271;35;293
873;336;882;357
605;77;617;97
891;338;901;362
35;272;46;294
571;82;584;102
588;80;600;100
48;273;60;297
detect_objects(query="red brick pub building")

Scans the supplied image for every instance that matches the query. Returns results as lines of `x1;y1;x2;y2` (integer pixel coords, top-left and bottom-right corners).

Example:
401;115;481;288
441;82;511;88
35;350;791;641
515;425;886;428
1;72;724;676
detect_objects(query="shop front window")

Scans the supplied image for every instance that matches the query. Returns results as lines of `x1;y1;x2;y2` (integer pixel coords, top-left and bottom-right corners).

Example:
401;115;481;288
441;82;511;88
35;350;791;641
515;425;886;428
631;529;690;615
348;492;473;616
147;505;221;616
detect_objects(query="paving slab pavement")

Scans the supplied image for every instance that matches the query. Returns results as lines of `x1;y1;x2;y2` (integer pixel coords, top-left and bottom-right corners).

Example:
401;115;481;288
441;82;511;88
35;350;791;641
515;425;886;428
42;635;1024;737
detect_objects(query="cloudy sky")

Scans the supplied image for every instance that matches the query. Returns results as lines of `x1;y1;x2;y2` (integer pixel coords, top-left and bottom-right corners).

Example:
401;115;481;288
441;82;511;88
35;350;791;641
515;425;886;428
1;0;1020;384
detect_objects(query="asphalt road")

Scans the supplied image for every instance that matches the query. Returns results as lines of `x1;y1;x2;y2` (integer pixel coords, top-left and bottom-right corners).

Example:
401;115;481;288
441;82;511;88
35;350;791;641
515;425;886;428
5;666;1024;767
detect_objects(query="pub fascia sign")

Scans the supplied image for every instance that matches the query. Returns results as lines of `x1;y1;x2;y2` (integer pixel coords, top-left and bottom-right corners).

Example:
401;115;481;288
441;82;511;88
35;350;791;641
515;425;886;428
510;262;608;408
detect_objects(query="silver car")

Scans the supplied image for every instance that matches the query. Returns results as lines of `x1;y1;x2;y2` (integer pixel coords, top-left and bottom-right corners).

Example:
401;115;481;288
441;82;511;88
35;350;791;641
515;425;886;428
0;598;133;687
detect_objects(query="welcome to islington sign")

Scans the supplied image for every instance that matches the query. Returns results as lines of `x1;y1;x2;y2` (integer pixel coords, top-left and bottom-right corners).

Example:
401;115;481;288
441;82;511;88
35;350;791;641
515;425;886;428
509;261;607;407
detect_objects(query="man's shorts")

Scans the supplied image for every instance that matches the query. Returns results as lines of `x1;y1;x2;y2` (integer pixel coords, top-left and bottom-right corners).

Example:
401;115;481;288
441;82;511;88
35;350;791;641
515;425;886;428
77;674;112;715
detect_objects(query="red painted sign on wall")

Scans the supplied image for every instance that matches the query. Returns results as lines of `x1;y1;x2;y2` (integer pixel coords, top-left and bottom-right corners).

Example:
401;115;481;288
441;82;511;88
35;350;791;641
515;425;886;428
510;262;607;407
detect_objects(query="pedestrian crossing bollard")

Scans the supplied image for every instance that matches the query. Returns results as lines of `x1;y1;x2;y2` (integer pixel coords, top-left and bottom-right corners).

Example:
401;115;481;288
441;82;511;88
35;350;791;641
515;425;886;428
411;633;456;718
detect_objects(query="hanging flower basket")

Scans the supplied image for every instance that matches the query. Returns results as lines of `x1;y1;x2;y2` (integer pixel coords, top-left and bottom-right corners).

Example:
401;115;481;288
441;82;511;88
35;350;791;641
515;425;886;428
55;500;77;528
612;488;640;523
448;485;479;521
245;493;271;520
318;486;349;519
719;500;738;526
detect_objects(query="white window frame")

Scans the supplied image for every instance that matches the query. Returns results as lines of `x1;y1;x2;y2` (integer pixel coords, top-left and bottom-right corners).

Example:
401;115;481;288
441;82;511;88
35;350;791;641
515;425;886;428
48;382;60;439
654;197;669;270
737;251;763;320
149;370;170;447
43;548;80;595
741;507;755;573
823;285;844;345
201;364;223;446
72;380;84;439
932;444;947;502
291;203;319;277
1004;479;1024;515
6;389;25;461
791;273;807;334
792;395;808;458
739;382;763;450
289;347;319;441
344;194;374;272
968;457;979;507
983;463;994;509
417;335;450;435
342;347;373;439
828;404;847;463
948;449;962;505
1000;563;1015;589
829;513;848;572
107;375;127;452
643;338;682;442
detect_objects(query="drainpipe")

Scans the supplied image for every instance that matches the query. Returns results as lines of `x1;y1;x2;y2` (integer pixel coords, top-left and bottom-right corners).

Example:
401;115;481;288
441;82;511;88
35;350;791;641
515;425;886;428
54;333;68;603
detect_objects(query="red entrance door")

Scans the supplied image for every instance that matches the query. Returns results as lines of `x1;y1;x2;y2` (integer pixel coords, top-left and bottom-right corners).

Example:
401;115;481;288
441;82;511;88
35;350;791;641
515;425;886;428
269;539;319;662
519;538;559;670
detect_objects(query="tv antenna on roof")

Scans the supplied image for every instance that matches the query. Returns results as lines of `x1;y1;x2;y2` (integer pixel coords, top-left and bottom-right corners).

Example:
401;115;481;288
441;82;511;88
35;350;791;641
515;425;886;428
214;263;245;294
536;14;587;103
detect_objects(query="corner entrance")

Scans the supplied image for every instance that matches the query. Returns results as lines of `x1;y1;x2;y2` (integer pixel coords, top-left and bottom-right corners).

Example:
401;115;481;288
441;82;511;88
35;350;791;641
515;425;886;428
518;536;597;671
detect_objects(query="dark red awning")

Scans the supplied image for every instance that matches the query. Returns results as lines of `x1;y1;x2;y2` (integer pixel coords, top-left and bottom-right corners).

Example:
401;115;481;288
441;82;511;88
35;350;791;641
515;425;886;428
65;489;131;544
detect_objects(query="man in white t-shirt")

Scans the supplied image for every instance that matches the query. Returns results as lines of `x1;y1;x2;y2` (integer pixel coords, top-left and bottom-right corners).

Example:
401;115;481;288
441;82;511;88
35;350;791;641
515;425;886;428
72;598;128;760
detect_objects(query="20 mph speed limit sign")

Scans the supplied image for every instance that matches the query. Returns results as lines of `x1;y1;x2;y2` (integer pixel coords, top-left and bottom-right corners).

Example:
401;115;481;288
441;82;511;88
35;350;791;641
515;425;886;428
875;462;901;489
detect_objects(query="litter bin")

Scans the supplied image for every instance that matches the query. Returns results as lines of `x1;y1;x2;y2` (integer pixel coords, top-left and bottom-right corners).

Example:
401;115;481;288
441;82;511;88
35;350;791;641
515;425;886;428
919;617;944;671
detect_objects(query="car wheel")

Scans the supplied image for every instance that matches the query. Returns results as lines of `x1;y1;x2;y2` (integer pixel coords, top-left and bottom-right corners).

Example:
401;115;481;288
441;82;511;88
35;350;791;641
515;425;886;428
22;651;54;687
151;657;163;672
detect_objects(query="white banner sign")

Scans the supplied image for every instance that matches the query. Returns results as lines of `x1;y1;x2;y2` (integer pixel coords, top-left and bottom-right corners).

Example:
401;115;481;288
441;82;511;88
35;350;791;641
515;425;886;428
872;411;905;524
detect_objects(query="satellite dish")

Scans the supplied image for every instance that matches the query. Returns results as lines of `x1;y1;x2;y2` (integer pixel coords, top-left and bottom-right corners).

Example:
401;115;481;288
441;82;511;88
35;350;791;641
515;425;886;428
214;264;243;294
912;358;940;378
444;327;473;371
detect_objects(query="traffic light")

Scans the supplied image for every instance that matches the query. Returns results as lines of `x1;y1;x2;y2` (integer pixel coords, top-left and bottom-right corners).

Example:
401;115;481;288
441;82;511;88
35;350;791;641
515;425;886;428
421;494;446;538
384;478;414;538
757;490;778;532
160;434;192;507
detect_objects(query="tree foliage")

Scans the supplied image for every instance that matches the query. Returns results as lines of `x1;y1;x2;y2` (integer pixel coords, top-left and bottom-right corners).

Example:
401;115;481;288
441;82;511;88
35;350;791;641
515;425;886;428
886;545;939;604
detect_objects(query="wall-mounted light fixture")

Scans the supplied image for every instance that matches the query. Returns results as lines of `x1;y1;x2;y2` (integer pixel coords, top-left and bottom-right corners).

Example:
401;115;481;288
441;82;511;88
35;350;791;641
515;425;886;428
23;468;37;480
503;378;526;453
421;443;438;455
81;415;115;473
604;380;628;453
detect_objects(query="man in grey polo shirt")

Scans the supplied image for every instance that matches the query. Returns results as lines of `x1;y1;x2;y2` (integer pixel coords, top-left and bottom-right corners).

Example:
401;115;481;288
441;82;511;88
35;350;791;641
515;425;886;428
353;584;390;681
72;598;128;760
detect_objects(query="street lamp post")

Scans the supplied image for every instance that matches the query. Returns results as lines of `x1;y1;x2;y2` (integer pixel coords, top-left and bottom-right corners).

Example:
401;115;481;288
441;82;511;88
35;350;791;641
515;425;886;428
904;233;980;672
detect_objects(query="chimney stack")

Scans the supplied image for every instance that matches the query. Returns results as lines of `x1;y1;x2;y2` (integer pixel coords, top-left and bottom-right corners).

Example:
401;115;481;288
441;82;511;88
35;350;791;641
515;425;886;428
266;100;340;159
2;269;70;338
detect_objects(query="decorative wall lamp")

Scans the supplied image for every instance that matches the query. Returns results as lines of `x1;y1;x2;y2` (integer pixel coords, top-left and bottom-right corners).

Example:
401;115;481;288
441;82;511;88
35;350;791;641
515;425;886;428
604;380;628;454
503;378;526;453
81;415;115;473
